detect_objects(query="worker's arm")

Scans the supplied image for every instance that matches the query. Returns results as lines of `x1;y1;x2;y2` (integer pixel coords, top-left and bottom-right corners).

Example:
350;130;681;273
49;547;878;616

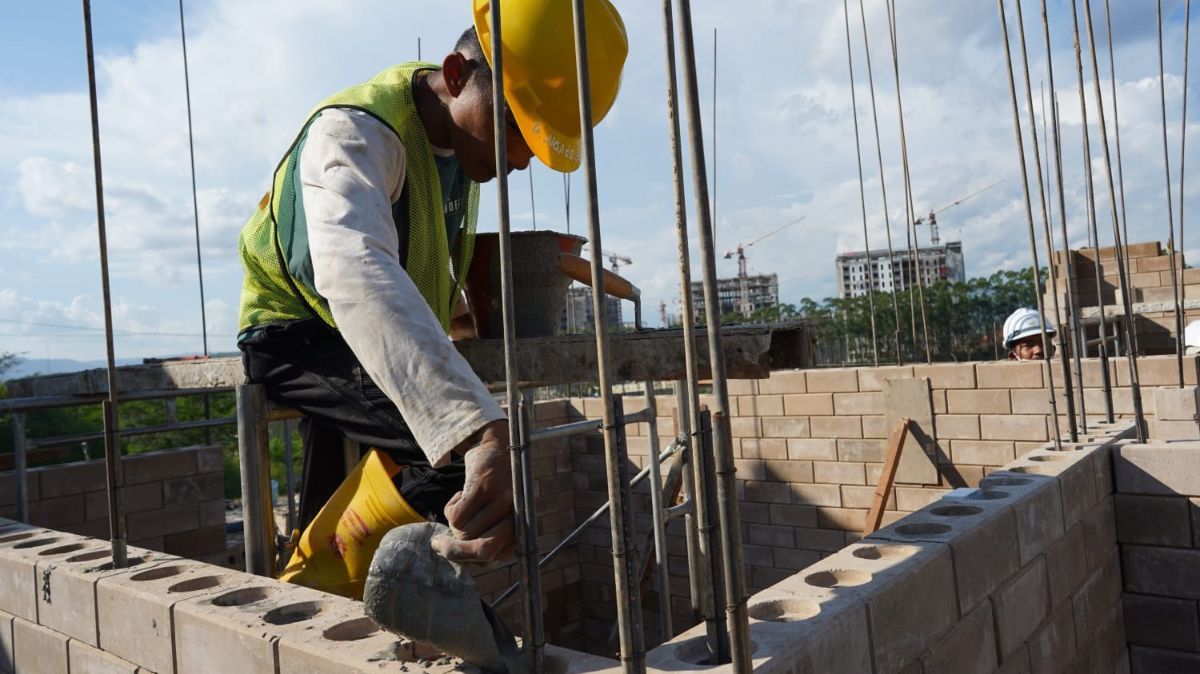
449;289;477;341
301;109;506;468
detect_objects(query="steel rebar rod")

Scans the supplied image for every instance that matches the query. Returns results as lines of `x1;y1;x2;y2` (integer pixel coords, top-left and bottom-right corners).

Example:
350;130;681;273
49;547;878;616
843;0;880;367
884;0;932;363
1159;0;1186;387
1102;0;1137;358
1082;0;1147;442
570;1;644;669
1014;0;1072;444
492;440;683;610
12;414;27;523
1041;1;1089;433
517;392;544;662
674;0;751;668
1070;0;1115;422
1179;0;1193;353
642;381;673;640
81;0;128;569
998;0;1063;451
660;0;710;639
856;0;904;364
484;2;542;669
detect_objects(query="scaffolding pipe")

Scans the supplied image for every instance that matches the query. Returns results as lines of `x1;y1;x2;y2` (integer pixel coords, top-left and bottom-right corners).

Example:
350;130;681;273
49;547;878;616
1082;0;1147;442
642;381;673;640
81;0;128;569
674;0;751;668
661;0;716;649
843;0;880;367
1159;0;1186;387
1014;0;1074;443
856;0;904;364
998;0;1063;451
1070;0;1115;422
1041;2;1089;433
569;1;644;668
12;413;27;523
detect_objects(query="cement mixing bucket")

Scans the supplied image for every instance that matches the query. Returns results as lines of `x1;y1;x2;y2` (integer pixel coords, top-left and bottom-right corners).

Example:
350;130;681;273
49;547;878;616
466;231;587;338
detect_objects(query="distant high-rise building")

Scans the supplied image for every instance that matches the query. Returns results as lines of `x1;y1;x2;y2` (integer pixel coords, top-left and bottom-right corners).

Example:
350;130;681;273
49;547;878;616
560;286;623;333
690;273;780;319
835;241;965;298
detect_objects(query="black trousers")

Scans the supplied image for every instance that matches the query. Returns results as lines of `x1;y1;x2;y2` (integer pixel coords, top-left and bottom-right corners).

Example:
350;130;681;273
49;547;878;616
239;319;464;529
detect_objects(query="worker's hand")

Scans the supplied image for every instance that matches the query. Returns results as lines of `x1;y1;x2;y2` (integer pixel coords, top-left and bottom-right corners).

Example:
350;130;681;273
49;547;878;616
449;290;477;341
431;421;515;563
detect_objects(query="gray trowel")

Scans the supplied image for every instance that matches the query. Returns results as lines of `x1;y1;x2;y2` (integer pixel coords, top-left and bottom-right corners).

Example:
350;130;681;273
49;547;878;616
363;522;528;674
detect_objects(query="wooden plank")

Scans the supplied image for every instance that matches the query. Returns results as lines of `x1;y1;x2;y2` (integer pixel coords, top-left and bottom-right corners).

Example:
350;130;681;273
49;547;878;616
863;418;911;536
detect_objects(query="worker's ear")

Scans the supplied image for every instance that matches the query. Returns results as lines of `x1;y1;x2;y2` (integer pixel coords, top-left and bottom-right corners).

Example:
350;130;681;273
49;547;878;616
443;51;471;98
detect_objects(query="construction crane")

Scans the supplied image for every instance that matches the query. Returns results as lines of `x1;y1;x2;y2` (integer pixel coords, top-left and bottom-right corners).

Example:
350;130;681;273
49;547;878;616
913;179;1002;245
723;215;806;317
582;246;632;273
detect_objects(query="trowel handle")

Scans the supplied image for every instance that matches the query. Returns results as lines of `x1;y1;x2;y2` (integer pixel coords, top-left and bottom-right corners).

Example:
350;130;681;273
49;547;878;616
557;252;640;301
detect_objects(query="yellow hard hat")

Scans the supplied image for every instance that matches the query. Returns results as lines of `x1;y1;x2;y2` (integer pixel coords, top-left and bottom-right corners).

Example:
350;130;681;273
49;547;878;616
472;0;628;173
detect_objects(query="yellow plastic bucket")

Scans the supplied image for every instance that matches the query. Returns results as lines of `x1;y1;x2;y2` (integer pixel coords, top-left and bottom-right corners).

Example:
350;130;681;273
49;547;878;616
278;449;424;599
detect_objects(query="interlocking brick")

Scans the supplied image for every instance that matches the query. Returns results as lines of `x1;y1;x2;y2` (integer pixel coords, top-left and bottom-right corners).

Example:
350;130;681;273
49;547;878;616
760;417;810;439
811;416;862;439
757;369;807;394
1027;601;1078;674
122;447;198;484
738;394;785;417
1010;389;1053;415
951;440;1015;467
837;438;883;463
894;487;948;511
744;481;791;504
1115;443;1200;496
0;611;12;673
1153;386;1200;421
1123;594;1200;653
815;507;866;531
1044;524;1089;605
783;393;834;416
992;557;1051;659
126;503;200;540
833;392;883;416
768;503;817;528
1115;494;1193;547
937;414;980;440
789;483;842;508
861;415;889;438
746;523;794;548
763;459;815;483
68;639;138;674
980;415;1049;442
1129;645;1200;673
787;438;837;461
977;362;1044;389
1123;544;1200;600
945;505;1019;614
739;438;788;460
858;365;916;392
867;544;958;673
947;390;1011;414
813;461;865;485
13;619;68;674
840;485;895;510
805;368;859;393
922;602;998;674
36;461;106;499
728;415;760;438
913;363;976;389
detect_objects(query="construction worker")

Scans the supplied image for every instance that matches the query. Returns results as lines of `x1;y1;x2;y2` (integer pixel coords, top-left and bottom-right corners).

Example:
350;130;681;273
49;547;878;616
236;0;627;569
1002;307;1057;361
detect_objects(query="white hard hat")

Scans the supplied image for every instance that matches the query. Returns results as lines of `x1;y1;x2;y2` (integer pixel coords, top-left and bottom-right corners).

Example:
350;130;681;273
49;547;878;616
1003;307;1056;349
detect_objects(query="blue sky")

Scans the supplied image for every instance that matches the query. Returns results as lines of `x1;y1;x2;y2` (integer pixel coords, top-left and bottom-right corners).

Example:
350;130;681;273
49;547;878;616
0;0;1197;365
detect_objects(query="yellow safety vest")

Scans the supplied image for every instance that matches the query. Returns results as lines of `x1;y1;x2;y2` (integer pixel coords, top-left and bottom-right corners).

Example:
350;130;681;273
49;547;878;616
237;62;478;336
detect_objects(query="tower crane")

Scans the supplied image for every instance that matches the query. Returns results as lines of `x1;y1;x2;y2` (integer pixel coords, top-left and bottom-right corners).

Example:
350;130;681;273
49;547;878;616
582;246;632;273
723;215;806;317
913;179;1002;245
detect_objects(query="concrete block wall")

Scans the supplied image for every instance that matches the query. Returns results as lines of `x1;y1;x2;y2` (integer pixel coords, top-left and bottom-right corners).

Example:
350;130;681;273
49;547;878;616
1114;440;1200;673
0;445;225;560
566;357;1168;646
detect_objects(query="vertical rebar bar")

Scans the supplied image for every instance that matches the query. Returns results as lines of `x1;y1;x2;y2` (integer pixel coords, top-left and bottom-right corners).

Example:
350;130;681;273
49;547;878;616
12;413;27;523
1082;0;1147;442
884;0;932;363
674;0;751;668
1179;0;1193;350
695;408;729;663
236;383;273;576
642;381;673;641
660;0;710;642
1041;1;1089;432
484;2;543;669
843;0;880;367
1102;0;1137;357
517;392;544;668
1014;0;1072;444
82;0;128;568
611;396;646;668
570;1;644;668
856;0;904;363
1070;0;1115;422
1159;0;1187;386
998;0;1063;452
283;419;296;533
674;383;703;622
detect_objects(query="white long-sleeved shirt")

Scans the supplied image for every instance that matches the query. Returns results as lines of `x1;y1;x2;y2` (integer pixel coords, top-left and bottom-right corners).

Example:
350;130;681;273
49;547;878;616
299;108;504;467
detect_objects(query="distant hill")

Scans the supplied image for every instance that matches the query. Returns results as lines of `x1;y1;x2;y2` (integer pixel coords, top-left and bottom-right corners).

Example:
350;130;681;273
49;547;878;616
4;357;148;381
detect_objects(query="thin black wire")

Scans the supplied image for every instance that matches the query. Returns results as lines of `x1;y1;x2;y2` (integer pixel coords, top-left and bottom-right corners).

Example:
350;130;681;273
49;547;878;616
177;0;208;357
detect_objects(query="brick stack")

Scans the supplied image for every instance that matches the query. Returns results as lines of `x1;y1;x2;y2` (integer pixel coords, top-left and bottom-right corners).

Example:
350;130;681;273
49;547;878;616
0;445;225;559
1115;441;1200;672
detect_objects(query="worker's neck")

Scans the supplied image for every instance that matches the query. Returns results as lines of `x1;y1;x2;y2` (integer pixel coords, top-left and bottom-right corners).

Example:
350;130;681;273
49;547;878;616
414;70;452;149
